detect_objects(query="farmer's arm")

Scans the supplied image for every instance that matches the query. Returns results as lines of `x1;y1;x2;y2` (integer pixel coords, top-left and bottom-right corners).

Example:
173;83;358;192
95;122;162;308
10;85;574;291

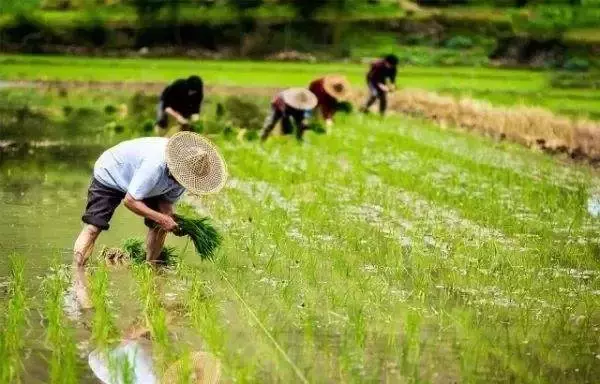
165;107;189;125
125;162;178;231
123;194;177;231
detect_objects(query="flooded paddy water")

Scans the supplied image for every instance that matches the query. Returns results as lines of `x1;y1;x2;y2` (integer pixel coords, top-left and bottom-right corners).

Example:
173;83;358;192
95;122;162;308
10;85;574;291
1;86;600;383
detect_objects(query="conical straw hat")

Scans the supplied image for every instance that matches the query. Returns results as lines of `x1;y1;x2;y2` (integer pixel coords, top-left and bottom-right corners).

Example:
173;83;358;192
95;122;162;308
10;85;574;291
281;88;318;110
322;75;351;101
162;351;222;384
166;132;228;195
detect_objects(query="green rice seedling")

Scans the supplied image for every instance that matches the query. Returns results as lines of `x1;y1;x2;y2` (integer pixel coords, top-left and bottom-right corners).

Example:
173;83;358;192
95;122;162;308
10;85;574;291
107;353;136;384
122;237;180;266
42;265;79;384
89;262;119;349
160;246;181;267
132;264;172;373
123;237;145;264
173;215;221;260
0;255;28;384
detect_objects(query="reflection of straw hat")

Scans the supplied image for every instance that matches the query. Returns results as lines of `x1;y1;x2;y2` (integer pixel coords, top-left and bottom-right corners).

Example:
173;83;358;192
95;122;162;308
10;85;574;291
323;75;351;101
166;132;228;195
281;88;318;110
162;351;222;384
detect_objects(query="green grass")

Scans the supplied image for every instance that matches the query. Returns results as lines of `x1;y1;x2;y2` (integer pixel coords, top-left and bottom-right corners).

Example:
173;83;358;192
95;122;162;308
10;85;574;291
0;255;28;383
2;55;600;119
0;82;599;381
0;3;407;28
173;112;599;382
89;262;119;349
42;264;79;384
132;264;173;374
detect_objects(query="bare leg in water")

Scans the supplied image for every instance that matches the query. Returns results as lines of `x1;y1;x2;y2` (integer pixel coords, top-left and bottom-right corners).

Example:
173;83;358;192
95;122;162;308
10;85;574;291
73;224;101;309
146;227;168;263
146;200;173;263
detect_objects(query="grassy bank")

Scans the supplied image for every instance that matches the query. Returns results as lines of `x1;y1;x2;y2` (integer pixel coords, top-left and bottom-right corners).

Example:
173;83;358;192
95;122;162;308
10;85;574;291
1;55;600;119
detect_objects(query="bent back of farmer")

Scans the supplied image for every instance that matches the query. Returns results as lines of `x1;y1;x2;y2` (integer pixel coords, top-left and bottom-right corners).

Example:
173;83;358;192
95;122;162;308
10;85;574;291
360;54;399;116
260;88;318;142
155;75;204;133
72;132;227;309
308;75;350;130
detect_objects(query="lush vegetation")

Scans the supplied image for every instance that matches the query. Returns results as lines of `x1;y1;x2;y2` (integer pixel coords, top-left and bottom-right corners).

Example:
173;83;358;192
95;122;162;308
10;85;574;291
0;0;598;69
0;83;599;381
1;55;599;121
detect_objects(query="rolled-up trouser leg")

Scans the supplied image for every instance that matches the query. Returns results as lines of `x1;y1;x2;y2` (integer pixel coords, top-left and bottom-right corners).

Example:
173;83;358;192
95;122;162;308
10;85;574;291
260;108;282;141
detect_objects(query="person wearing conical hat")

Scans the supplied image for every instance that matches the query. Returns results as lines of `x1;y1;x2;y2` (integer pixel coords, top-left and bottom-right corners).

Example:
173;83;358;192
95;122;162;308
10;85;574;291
260;88;318;142
72;132;227;309
360;54;399;116
308;75;350;129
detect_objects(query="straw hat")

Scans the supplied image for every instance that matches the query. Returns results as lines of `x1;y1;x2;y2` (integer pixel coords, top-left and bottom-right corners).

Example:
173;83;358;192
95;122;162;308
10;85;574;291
166;132;228;195
162;351;222;384
281;88;318;110
322;75;351;101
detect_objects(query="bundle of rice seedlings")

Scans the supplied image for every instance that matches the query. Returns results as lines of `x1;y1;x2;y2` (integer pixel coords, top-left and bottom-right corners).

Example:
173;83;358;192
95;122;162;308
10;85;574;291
123;238;145;264
173;215;221;260
158;246;180;267
122;238;180;267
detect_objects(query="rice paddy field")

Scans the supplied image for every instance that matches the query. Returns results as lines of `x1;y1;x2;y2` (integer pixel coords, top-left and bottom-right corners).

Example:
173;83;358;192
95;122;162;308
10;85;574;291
1;55;600;119
1;56;600;383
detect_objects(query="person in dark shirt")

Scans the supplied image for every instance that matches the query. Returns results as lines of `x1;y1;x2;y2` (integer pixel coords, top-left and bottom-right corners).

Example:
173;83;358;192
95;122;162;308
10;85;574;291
260;88;318;142
360;54;399;116
308;75;350;130
155;75;204;133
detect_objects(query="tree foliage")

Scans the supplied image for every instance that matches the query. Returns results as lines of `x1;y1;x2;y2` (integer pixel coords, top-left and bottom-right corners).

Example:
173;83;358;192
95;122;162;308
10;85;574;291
228;0;263;12
0;0;40;13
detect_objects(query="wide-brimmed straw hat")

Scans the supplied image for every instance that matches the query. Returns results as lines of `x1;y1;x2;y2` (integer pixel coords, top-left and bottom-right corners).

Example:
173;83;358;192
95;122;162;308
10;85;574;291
162;351;222;384
281;88;318;110
323;75;351;101
166;132;228;195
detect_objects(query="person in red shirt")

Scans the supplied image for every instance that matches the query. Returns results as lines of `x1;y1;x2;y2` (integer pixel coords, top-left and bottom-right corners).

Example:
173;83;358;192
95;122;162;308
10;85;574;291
308;75;350;129
260;88;318;142
360;54;399;116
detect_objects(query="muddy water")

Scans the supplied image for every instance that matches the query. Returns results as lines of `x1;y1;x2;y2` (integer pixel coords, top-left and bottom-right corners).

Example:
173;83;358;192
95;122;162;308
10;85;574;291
0;144;198;383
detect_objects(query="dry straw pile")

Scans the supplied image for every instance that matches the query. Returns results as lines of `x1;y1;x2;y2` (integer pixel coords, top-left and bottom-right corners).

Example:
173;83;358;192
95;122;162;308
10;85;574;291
372;89;600;161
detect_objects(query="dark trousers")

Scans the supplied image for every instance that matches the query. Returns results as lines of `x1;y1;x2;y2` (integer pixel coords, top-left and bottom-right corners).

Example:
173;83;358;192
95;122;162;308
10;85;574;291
361;82;387;115
260;108;306;141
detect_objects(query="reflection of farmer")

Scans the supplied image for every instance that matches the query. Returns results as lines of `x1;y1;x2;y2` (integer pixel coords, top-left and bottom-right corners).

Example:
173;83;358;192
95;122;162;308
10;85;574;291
308;75;351;129
89;326;222;383
360;54;399;116
260;88;318;142
72;132;227;308
155;76;204;133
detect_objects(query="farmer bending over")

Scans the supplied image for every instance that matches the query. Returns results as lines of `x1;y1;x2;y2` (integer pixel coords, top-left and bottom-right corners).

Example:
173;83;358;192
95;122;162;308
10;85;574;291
260;88;318;142
308;75;350;130
360;54;399;116
72;132;227;308
155;75;204;134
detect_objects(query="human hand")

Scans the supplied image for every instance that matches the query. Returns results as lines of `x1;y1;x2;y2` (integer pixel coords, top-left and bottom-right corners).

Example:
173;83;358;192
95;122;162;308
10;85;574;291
325;119;333;128
158;214;178;232
177;117;189;125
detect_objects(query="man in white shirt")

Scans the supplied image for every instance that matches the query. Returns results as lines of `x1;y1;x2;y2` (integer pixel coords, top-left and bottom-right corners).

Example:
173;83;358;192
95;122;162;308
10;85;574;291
73;132;227;308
